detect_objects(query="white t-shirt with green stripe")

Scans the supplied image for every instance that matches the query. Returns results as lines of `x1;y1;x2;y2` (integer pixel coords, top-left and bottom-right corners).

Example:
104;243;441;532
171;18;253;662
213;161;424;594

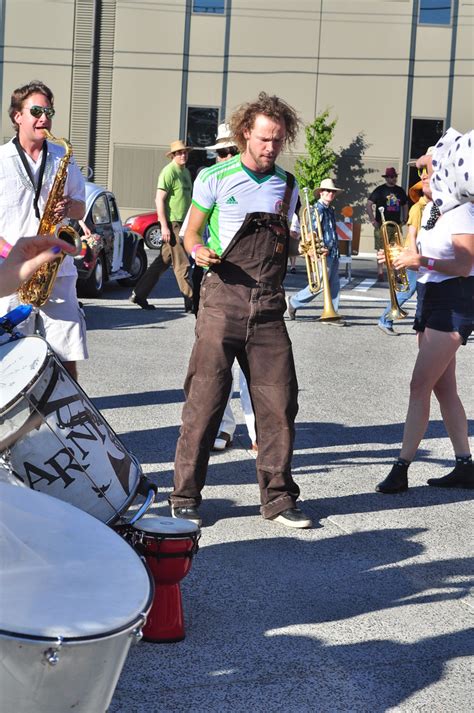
192;156;299;255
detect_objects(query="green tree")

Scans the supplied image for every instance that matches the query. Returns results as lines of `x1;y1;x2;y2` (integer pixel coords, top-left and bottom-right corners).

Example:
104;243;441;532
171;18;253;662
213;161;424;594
294;110;337;194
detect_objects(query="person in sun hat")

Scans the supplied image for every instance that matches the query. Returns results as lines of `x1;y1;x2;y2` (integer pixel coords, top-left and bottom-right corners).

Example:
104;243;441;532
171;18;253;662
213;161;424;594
129;139;194;310
205;123;239;158
366;166;408;281
285;178;346;325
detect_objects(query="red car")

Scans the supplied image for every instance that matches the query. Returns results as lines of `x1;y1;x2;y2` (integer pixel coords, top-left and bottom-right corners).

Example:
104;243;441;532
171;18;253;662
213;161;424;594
123;212;162;250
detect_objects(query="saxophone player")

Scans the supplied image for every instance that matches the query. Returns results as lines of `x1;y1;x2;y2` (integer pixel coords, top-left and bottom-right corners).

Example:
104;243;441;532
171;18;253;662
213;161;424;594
0;81;87;379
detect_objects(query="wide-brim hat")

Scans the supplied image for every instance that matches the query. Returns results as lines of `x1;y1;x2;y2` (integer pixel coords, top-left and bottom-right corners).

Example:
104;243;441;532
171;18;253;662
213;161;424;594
382;166;398;177
315;178;343;193
166;140;193;157
408;180;423;204
205;123;237;151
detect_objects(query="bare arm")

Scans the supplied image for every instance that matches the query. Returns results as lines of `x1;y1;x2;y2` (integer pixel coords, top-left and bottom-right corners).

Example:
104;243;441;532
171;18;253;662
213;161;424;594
184;205;221;267
394;233;474;277
155;189;171;242
366;199;377;226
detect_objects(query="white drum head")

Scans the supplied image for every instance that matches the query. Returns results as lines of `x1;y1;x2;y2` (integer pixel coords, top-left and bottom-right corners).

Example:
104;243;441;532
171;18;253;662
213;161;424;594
134;515;199;537
0;337;48;412
0;483;151;639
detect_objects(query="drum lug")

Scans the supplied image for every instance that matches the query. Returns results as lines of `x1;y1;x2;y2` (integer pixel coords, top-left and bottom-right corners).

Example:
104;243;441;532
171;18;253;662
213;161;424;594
43;636;63;666
131;613;147;644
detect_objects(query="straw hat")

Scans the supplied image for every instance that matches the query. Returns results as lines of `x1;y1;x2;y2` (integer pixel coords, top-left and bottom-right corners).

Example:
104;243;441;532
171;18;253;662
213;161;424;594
166;140;193;157
205;123;237;151
315;178;343;193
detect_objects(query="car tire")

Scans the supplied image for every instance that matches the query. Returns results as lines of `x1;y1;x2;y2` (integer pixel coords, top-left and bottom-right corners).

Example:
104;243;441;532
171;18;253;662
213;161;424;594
144;223;163;250
79;252;105;297
117;242;148;287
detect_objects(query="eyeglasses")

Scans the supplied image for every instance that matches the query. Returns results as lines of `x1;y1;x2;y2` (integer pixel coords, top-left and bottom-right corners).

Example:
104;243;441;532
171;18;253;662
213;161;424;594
417;167;428;178
173;150;188;156
29;105;55;119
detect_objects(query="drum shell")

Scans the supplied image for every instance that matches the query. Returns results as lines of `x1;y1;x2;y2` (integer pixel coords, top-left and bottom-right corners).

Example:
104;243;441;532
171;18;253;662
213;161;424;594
139;533;198;584
0;337;141;523
0;619;145;713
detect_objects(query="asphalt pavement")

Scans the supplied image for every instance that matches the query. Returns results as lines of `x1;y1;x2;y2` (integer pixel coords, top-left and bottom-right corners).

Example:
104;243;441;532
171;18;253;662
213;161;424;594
79;252;473;713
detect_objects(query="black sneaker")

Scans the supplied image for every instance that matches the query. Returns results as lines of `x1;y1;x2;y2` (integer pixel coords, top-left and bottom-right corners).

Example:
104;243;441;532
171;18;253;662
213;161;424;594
130;294;156;310
376;463;408;493
269;507;312;529
427;462;474;489
171;505;202;526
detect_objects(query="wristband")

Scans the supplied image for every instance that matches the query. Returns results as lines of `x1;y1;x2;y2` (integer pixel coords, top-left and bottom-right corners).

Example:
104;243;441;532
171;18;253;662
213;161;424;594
190;244;201;260
427;258;435;271
0;242;12;259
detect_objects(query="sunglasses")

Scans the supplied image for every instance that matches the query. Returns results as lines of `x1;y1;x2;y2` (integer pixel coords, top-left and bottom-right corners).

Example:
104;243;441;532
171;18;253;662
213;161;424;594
29;105;55;119
417;167;428;178
216;149;231;158
173;149;188;156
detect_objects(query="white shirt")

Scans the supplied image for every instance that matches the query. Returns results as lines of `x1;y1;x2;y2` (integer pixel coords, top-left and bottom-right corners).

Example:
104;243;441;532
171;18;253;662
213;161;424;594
0;138;85;278
416;201;474;283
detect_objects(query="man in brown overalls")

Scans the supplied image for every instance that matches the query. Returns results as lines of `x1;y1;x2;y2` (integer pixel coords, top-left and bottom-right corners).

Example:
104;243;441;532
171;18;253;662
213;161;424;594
170;92;312;529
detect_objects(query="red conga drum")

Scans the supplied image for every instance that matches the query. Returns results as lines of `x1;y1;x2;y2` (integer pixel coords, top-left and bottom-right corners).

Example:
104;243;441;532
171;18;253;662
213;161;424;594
126;516;200;643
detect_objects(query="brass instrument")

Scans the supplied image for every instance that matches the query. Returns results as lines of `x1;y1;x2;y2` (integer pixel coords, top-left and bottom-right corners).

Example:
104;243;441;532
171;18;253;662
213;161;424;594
378;206;409;321
300;187;341;322
17;130;82;308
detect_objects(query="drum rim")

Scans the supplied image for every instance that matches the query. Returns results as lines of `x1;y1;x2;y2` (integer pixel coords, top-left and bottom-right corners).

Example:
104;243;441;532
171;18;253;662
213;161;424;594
0;336;50;415
131;518;200;538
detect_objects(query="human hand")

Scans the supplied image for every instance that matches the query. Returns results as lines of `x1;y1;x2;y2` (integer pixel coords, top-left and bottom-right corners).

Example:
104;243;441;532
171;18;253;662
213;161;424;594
376;249;386;264
0;235;76;297
193;245;221;267
161;226;172;243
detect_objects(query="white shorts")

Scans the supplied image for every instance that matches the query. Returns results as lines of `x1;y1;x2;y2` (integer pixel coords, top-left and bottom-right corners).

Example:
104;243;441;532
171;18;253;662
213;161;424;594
0;276;88;362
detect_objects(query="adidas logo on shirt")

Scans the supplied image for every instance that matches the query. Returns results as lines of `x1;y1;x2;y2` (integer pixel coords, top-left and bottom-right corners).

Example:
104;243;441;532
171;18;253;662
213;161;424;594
226;196;238;205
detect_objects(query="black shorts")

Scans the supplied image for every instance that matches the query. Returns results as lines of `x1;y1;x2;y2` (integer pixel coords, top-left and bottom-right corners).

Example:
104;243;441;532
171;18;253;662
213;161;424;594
413;276;474;345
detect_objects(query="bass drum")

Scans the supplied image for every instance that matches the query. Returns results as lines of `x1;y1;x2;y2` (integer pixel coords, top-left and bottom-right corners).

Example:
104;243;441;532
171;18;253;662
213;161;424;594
0;336;142;523
0;482;153;713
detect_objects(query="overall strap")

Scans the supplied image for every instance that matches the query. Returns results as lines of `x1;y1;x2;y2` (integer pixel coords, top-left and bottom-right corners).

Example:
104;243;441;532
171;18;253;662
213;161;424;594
279;171;296;220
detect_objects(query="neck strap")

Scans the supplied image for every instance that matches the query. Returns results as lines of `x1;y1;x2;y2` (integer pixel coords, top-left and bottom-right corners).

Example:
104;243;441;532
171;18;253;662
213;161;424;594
13;136;48;220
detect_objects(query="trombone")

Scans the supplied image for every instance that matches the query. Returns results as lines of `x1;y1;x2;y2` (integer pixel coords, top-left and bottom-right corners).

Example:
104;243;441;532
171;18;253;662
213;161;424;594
299;187;341;322
378;207;409;320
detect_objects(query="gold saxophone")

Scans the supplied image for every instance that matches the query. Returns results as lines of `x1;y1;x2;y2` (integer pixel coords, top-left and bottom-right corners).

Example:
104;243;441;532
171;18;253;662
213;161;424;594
300;187;341;322
378;206;409;320
17;129;82;308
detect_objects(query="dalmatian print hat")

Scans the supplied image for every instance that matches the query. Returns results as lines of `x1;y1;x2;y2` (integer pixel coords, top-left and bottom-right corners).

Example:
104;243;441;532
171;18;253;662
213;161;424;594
431;127;474;213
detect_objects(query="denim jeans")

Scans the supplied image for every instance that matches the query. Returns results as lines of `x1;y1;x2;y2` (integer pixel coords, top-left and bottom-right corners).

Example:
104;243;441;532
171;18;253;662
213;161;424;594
289;255;340;312
379;269;417;327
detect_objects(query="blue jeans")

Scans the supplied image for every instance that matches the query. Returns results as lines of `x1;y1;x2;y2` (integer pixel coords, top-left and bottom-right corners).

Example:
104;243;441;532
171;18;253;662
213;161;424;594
289;256;340;312
379;269;417;327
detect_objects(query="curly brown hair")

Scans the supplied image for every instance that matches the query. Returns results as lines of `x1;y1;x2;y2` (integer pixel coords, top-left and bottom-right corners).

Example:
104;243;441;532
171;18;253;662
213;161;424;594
8;81;54;133
228;92;301;153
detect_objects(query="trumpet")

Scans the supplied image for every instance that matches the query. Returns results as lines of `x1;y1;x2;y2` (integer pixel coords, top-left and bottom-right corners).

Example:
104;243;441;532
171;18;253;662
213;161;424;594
378;207;409;321
300;187;341;322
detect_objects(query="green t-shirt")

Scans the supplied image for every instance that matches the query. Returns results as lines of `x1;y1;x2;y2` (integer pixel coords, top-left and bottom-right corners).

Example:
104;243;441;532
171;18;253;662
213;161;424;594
157;161;192;222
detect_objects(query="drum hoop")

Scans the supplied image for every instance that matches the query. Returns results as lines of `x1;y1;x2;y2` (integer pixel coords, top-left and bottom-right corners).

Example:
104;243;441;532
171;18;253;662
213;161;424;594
0;336;50;415
119;527;200;559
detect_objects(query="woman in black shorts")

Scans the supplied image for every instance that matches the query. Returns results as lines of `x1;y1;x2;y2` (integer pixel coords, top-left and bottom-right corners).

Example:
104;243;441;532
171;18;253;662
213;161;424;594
376;135;474;493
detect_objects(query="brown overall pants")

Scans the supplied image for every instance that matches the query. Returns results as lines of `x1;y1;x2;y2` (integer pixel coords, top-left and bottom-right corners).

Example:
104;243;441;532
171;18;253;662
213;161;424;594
172;210;300;519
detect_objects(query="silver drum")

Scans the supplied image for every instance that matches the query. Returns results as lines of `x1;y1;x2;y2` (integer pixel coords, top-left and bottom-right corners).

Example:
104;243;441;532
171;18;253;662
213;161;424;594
0;482;153;713
0;336;142;523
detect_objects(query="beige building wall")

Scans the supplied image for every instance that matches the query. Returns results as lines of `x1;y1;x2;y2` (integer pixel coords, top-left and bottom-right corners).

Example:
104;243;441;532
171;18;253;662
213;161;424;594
1;0;472;251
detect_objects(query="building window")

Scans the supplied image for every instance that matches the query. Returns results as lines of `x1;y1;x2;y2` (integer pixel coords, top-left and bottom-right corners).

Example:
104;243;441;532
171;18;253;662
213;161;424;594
193;0;225;14
419;0;452;25
186;106;219;178
408;118;444;189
